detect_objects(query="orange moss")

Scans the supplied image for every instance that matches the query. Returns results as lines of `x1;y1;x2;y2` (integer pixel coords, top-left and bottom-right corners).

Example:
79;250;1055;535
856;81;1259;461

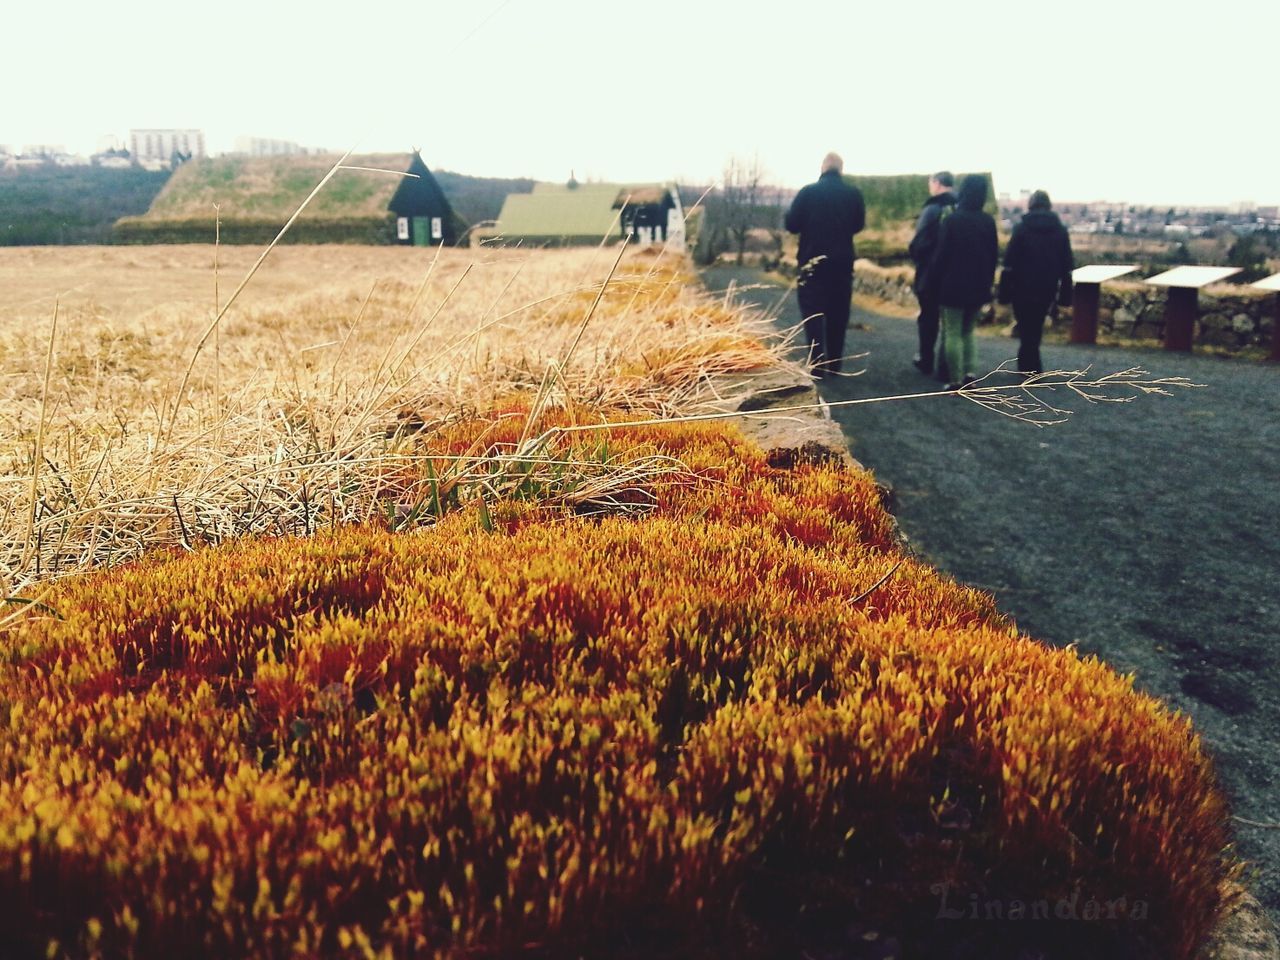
0;420;1230;959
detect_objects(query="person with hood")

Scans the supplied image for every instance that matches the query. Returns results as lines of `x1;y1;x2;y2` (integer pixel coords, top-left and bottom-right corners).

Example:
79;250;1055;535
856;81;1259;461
928;174;998;389
907;171;957;379
998;190;1074;373
785;151;866;377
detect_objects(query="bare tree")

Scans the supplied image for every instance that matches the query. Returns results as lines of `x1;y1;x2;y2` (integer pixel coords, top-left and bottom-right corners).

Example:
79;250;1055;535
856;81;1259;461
720;154;767;265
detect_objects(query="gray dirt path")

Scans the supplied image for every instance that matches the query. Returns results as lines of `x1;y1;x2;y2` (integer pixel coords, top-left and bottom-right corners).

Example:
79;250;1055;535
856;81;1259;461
701;264;1280;919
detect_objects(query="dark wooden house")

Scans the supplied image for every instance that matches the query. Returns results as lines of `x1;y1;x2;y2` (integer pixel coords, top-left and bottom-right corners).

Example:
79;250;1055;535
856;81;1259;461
389;153;459;246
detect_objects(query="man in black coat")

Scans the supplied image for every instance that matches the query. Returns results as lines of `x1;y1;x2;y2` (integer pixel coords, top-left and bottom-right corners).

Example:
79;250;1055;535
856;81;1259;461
785;152;866;377
908;171;957;379
998;190;1074;373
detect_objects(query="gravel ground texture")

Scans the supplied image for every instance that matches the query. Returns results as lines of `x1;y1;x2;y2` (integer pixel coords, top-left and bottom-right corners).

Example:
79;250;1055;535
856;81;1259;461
701;264;1280;924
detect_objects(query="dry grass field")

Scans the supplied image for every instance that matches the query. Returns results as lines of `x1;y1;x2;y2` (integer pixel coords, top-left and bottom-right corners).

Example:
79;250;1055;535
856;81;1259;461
0;243;780;595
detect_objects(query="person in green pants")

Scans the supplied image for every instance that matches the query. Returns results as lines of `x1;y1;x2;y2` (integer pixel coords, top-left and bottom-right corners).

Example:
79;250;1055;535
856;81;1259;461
926;175;998;389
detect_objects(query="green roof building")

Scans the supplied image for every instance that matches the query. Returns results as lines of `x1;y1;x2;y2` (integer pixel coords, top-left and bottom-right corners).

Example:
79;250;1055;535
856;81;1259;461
487;179;684;249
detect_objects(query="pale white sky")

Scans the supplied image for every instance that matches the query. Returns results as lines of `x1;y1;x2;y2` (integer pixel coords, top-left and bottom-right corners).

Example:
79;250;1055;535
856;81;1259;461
6;0;1277;207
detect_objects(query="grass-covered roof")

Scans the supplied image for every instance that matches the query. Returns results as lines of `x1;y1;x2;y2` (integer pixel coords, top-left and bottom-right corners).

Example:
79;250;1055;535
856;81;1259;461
848;172;998;228
495;182;673;241
140;152;414;221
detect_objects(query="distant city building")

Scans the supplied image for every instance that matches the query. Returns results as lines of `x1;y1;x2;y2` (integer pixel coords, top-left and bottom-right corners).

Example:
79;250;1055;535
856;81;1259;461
233;136;312;157
129;129;206;169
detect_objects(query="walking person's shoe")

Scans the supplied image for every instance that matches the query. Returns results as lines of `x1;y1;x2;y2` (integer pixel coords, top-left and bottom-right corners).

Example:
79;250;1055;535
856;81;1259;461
934;355;951;383
912;355;933;375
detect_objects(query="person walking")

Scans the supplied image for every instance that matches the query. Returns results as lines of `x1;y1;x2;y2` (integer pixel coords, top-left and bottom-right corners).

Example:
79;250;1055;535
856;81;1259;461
998;190;1074;373
908;171;957;380
927;174;997;389
785;152;866;377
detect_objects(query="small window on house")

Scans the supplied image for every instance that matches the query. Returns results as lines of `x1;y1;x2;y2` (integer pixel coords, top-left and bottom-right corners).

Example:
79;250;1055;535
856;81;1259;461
431;217;443;240
397;217;410;241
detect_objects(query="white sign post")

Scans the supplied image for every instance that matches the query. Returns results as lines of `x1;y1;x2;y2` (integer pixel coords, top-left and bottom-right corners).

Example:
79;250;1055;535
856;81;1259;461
1069;265;1138;344
1250;273;1280;362
1145;267;1242;352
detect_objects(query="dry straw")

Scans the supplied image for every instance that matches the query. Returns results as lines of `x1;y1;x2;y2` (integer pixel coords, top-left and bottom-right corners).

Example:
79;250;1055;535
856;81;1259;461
0;235;784;594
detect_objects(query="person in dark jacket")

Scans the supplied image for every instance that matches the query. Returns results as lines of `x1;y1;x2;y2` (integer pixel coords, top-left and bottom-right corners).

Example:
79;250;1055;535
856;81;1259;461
927;174;997;389
785;152;866;377
998;190;1074;373
908;171;957;378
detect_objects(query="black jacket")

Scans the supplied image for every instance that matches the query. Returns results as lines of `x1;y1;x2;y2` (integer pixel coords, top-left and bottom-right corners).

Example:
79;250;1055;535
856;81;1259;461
785;170;866;270
1001;210;1074;306
908;190;957;293
929;176;998;309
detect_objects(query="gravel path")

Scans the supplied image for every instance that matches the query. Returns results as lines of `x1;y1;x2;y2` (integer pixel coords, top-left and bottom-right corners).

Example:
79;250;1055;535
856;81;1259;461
702;265;1280;920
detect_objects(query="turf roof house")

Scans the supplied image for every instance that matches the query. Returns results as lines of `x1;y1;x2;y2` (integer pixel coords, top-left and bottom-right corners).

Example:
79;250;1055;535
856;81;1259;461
490;179;685;248
389;153;461;246
113;151;467;245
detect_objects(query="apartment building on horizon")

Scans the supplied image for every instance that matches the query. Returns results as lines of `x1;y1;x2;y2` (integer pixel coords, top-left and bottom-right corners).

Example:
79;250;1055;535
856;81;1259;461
129;129;206;169
233;136;314;157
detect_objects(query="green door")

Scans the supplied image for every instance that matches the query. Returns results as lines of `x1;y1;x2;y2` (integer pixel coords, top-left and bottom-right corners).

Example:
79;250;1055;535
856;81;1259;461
412;218;431;247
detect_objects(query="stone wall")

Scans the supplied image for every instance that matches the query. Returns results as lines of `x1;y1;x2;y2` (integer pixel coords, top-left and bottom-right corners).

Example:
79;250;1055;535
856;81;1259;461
793;260;1279;356
1096;280;1276;352
852;259;918;310
776;258;921;311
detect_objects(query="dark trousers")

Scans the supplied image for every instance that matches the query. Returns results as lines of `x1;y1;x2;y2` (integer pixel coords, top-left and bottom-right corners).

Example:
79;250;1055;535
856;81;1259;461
1013;300;1051;372
915;288;948;378
797;262;853;376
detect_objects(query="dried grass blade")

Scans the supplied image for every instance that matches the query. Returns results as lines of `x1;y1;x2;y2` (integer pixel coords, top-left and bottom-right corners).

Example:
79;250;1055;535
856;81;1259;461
165;147;357;443
21;302;58;572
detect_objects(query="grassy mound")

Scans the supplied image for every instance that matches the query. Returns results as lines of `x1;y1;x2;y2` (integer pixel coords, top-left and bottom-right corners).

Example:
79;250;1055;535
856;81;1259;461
847;172;999;231
143;154;411;222
111;153;412;246
0;418;1230;959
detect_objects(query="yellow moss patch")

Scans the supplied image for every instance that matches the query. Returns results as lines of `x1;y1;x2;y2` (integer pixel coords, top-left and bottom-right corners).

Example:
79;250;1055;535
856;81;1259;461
0;422;1230;958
